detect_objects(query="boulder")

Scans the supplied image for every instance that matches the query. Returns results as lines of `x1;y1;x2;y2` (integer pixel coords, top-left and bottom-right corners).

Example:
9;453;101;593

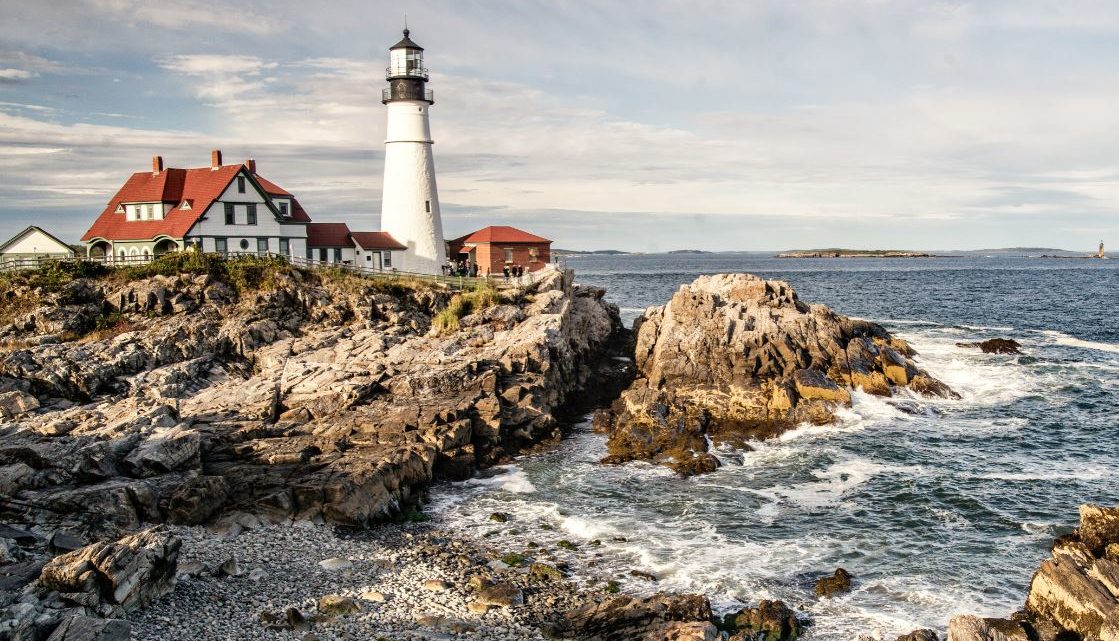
597;274;953;474
947;616;1030;641
318;594;360;616
475;582;524;608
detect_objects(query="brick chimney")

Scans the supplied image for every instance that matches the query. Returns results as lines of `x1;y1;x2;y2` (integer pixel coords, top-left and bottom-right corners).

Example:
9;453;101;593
152;155;163;175
244;158;256;174
210;149;223;170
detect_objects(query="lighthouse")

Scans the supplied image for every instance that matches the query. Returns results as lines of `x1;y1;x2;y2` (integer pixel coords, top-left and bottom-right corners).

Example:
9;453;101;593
379;28;446;275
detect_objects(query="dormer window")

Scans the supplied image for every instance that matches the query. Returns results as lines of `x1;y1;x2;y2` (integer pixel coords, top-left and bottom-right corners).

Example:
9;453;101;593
278;201;289;217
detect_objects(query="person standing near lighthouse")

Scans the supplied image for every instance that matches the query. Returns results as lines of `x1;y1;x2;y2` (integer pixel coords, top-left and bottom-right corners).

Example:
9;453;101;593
379;29;446;275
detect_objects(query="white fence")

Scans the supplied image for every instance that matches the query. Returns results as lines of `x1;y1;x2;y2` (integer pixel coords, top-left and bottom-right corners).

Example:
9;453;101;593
0;251;551;292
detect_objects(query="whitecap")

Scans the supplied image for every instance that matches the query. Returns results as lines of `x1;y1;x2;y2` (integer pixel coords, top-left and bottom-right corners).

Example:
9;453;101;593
1041;330;1119;355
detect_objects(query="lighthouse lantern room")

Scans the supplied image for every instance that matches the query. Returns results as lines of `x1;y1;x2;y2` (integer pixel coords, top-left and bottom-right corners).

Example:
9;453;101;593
379;28;446;275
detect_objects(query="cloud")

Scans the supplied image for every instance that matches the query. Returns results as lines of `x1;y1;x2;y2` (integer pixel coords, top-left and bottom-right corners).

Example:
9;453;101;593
0;68;36;82
84;0;284;35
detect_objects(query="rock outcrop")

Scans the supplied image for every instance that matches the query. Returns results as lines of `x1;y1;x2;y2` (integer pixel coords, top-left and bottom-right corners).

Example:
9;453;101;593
949;504;1119;641
594;274;955;474
0;527;178;641
0;264;624;539
955;339;1021;354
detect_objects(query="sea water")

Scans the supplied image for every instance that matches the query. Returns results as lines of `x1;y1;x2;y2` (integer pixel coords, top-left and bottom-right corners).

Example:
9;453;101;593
431;254;1119;640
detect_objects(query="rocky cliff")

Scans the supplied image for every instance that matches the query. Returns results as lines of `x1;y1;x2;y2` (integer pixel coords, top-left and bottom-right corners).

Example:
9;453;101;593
948;504;1119;641
594;273;955;475
0;259;626;542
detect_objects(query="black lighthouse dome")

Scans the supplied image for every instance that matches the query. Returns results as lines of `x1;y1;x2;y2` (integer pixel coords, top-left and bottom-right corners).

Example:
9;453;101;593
384;28;433;104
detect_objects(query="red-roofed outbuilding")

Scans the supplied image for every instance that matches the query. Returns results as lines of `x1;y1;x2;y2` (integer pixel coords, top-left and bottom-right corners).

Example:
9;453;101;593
447;225;552;275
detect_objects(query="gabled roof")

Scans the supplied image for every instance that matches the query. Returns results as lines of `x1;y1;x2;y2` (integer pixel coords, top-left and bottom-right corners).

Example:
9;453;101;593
306;222;353;248
0;226;75;255
81;161;311;242
351;231;406;251
450;225;551;245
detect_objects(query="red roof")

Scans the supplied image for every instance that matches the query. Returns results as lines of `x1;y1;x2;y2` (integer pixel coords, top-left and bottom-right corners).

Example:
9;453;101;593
81;162;310;242
306;222;352;247
450;225;551;244
351;231;405;251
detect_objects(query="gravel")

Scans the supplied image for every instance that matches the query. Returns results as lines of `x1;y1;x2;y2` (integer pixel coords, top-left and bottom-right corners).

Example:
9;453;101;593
129;520;597;641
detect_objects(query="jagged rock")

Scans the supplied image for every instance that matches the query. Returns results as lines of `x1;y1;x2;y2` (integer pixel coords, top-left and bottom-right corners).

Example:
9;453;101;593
37;526;180;611
121;424;200;477
1078;504;1119;555
597;274;954;474
163;475;229;525
546;593;713;640
814;567;853;596
45;616;131;641
0;390;39;419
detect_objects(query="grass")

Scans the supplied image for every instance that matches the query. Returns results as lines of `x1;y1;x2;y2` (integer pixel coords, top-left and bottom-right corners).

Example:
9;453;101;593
500;552;527;567
431;283;502;335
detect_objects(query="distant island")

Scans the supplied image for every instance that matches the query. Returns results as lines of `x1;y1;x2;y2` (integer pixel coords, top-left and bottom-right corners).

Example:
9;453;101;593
667;249;712;254
552;248;631;256
777;249;937;258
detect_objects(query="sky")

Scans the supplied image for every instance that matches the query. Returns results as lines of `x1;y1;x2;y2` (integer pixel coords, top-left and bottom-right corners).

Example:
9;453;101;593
0;0;1117;252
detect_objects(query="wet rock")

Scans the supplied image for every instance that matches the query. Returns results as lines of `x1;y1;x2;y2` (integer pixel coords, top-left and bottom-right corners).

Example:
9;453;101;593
814;567;853;596
898;629;939;641
956;338;1021;354
724;599;803;641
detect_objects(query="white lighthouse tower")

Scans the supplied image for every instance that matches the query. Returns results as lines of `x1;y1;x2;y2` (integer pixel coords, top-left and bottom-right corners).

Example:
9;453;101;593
379;28;446;275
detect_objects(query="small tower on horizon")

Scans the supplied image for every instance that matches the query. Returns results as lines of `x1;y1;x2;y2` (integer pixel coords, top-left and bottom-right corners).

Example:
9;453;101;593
379;28;446;275
1100;240;1106;259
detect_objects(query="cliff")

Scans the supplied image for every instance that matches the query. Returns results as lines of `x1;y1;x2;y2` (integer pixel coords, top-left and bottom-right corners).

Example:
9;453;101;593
0;257;626;540
594;273;956;475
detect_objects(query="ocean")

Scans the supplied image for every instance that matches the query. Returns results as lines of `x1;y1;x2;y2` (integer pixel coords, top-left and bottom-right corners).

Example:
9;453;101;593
431;254;1119;640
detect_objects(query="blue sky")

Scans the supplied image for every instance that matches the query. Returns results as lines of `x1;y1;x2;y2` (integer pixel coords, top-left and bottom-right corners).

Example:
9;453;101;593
0;0;1117;252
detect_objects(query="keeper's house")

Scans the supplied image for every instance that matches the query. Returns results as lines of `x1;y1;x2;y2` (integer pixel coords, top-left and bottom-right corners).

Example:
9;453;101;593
305;223;406;269
81;151;311;261
0;226;75;268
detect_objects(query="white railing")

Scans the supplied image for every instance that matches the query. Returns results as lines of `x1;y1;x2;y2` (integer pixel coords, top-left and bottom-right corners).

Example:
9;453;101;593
0;251;544;292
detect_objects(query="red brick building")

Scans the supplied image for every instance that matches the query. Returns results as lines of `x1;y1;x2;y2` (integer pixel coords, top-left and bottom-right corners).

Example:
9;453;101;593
447;226;552;275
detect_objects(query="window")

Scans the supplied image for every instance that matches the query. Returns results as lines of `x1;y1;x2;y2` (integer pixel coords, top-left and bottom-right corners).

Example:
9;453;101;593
366;254;372;262
319;248;327;262
529;247;539;262
215;238;227;254
239;239;249;251
237;176;246;193
119;250;126;259
382;251;392;268
504;248;514;263
279;238;289;256
306;245;313;260
278;201;289;217
425;200;431;213
224;203;235;225
333;247;342;262
246;203;257;225
145;204;154;219
257;238;269;254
